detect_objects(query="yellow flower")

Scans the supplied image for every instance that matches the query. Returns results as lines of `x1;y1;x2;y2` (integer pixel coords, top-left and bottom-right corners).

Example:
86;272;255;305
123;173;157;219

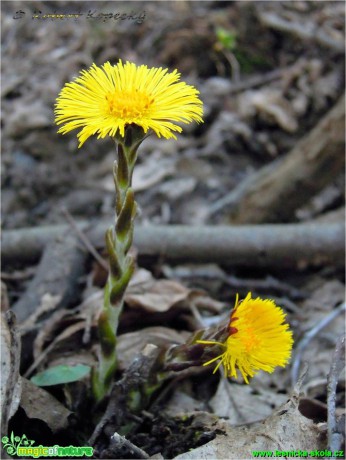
198;293;293;383
55;60;203;147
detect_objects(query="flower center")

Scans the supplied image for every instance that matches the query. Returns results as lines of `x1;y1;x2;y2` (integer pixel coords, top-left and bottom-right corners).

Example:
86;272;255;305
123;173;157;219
105;90;154;119
241;326;260;353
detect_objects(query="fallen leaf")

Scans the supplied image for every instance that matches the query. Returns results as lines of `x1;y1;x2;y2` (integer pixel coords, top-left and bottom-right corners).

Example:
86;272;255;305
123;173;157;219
173;394;326;459
132;152;176;192
32;319;96;374
164;390;206;417
20;378;72;433
209;379;288;425
125;279;190;313
239;89;298;132
0;312;22;436
156;177;197;201
126;274;225;325
33;310;86;361
117;326;189;370
20;293;62;333
6;99;51;136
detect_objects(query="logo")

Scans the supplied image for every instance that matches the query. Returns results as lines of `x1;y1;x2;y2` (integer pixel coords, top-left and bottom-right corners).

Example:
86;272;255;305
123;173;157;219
1;432;93;458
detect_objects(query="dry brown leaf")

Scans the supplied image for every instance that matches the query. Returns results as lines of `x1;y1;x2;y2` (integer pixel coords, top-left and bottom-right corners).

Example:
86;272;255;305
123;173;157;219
299;348;343;388
0;312;22;436
156;177;197;201
125;279;190;313
173;395;326;459
302;280;345;319
209;379;288;425
34;320;91;365
312;69;344;110
20;378;72;433
129;267;155;287
6;99;51;136
294;281;345;384
164;390;206;417
132;152;176;192
117;326;189;370
176;157;215;182
239;89;298;132
31;288;104;362
32;309;85;361
126;270;224;317
188;290;224;314
19;293;62;332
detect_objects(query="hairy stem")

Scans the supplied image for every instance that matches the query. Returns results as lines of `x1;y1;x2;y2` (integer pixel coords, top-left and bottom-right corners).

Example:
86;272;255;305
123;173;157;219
92;126;145;402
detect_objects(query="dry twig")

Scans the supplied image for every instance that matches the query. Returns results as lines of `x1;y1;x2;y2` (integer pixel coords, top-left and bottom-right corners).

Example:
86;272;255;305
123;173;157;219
225;61;306;95
2;222;344;269
327;335;345;456
291;302;346;386
61;207;108;271
101;433;149;459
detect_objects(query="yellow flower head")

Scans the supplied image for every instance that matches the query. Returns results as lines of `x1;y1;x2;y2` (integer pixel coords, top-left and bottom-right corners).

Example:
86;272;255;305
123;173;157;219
198;293;293;383
55;60;203;147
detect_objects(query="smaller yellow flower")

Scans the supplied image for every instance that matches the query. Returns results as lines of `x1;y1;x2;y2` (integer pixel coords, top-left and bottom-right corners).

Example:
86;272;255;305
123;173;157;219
198;293;293;383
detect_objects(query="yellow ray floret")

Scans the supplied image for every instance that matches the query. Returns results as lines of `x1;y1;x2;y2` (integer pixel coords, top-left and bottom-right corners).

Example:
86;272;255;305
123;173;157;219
55;60;203;147
198;293;294;383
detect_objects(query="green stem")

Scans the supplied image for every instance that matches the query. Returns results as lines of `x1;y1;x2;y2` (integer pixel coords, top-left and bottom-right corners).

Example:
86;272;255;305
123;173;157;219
92;125;146;402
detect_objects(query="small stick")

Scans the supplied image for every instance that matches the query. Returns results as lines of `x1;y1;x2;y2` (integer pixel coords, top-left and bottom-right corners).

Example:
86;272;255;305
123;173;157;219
61;207;109;271
291;302;346;386
223;274;304;301
327;335;345;456
23;336;57;379
102;432;149;459
189;302;205;329
220;61;306;95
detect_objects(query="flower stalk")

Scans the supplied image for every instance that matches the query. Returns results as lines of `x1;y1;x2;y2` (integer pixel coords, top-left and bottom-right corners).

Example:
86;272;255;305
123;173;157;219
92;126;146;401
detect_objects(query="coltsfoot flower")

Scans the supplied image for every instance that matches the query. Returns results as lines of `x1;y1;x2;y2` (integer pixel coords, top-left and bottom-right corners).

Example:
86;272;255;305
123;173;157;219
198;293;293;383
55;60;203;147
